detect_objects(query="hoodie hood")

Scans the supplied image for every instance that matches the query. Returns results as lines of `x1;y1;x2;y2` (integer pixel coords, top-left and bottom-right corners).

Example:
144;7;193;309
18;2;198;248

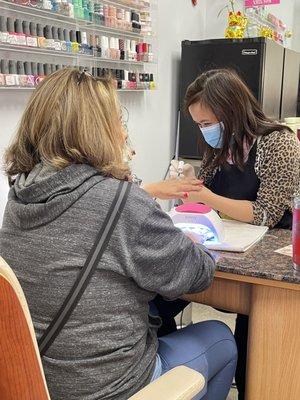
7;163;105;229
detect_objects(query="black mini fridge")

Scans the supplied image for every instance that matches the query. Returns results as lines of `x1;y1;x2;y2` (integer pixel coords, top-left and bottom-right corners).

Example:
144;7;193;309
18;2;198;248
179;37;299;159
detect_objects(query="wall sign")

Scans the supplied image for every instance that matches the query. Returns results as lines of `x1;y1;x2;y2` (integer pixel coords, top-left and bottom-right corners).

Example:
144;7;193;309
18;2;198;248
245;0;280;6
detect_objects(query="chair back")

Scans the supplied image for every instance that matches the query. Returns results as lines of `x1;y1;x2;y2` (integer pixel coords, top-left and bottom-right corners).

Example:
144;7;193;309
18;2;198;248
0;256;50;400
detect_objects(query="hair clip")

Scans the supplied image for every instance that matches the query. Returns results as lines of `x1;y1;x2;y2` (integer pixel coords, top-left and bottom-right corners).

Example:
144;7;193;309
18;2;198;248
77;69;93;85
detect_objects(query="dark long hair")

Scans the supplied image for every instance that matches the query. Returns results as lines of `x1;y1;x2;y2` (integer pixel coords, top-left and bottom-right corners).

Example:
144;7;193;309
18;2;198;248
184;69;291;170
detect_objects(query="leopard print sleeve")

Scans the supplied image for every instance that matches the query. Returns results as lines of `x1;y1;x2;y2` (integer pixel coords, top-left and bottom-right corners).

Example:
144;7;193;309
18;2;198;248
253;130;300;228
197;152;216;184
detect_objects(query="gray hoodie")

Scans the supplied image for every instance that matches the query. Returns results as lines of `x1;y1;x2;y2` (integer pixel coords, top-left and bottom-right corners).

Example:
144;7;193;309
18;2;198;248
0;163;215;400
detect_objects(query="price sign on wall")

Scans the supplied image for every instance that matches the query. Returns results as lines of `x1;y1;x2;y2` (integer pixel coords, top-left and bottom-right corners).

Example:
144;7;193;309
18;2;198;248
245;0;280;6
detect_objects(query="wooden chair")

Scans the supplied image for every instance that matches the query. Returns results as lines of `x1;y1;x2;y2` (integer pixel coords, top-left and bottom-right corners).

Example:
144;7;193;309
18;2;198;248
0;256;205;400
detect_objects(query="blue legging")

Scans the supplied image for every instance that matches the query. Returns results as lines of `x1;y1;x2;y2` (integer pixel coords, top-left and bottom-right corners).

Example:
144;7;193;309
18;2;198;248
158;321;237;400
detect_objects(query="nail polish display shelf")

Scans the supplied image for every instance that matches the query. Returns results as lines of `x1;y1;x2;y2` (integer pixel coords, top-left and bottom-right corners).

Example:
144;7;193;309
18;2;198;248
0;1;154;39
0;43;156;65
0;86;154;92
93;0;151;12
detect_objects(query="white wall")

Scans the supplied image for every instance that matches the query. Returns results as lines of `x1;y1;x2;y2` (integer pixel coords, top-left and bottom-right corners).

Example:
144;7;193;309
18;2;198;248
0;1;206;224
0;91;32;224
205;0;300;51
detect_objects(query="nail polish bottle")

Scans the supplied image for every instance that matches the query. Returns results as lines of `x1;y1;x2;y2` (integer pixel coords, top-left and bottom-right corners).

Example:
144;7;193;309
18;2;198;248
7;18;18;45
23;21;36;47
17;61;28;87
93;1;100;25
70;30;79;53
31;62;40;85
137;72;143;90
0;16;8;44
24;61;35;86
88;0;94;21
109;37;115;59
58;28;67;51
1;59;14;86
30;0;38;8
37;24;46;48
51;0;58;13
83;0;90;21
44;63;52;76
124;70;129;89
44;25;55;49
115;38;120;60
125;11;131;31
149;73;155;90
52;26;61;51
78;0;85;20
103;4;109;26
101;36;109;58
130;40;137;61
100;4;105;26
127;72;132;90
42;0;53;10
76;31;83;54
144;73;150;90
148;44;153;62
119;39;125;60
50;64;56;74
94;35;101;57
37;62;45;83
142;42;148;62
73;0;79;19
83;31;90;54
89;33;95;56
119;69;126;90
9;60;19;86
131;72;137;90
137;42;143;62
116;8;124;29
63;29;72;52
0;60;5;86
115;69;122;89
28;22;38;47
15;19;26;46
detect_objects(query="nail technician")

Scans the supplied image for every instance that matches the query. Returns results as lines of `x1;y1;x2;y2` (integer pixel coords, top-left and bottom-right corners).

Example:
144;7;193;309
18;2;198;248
171;69;300;400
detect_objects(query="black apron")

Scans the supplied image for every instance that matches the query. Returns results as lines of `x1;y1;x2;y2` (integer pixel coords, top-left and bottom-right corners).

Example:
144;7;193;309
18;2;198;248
208;141;292;400
208;141;292;229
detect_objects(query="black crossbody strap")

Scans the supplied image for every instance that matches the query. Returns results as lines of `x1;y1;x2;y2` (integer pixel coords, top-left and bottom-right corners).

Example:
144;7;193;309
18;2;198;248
39;180;131;356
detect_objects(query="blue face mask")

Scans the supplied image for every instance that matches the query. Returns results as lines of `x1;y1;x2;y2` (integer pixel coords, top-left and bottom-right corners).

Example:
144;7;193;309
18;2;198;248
200;122;224;148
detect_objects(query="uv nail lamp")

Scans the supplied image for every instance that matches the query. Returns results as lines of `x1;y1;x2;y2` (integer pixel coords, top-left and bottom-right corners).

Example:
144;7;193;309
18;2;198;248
169;204;225;244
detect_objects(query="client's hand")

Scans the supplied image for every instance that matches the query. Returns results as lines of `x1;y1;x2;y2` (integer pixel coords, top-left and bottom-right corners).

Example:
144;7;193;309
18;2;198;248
184;231;207;244
169;160;196;179
142;177;203;200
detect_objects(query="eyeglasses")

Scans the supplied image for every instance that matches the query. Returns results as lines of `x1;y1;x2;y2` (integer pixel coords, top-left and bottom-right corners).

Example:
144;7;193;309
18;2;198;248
120;105;129;131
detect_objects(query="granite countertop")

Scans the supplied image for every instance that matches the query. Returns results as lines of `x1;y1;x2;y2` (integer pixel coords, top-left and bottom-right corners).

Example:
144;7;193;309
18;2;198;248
211;229;300;284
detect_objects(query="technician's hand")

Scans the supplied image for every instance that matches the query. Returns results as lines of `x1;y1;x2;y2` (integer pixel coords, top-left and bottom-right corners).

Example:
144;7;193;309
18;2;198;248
169;160;196;179
142;177;203;200
182;185;212;204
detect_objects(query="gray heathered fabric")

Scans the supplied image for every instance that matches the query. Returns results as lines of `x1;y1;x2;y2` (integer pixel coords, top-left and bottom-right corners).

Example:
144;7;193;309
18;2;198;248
0;163;215;400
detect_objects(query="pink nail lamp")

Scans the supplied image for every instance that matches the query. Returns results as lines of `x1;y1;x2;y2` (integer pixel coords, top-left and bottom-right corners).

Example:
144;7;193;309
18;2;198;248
169;203;225;244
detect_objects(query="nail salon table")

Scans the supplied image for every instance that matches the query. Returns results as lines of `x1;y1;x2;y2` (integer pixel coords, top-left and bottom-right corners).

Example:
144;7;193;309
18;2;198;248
184;229;300;400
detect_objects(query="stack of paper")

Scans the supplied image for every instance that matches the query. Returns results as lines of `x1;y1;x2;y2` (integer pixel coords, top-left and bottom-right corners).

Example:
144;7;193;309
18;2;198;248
204;220;269;253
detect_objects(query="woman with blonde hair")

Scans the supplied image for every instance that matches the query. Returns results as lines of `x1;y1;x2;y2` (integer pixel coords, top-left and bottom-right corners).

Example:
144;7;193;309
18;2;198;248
0;68;237;400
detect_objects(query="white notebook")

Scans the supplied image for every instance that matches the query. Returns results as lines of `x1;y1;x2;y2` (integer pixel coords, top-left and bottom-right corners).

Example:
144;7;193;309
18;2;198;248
204;220;269;253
